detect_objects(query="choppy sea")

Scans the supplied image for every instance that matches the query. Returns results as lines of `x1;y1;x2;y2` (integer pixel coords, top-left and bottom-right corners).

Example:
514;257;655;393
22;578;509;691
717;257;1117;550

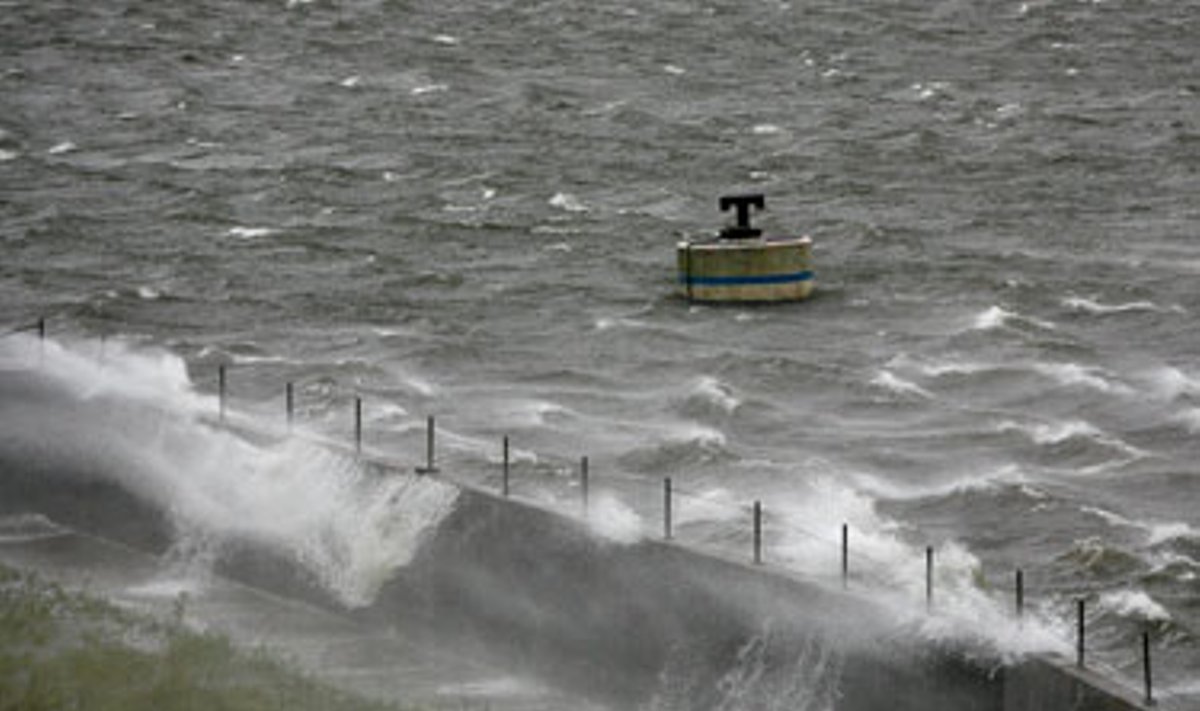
2;0;1199;704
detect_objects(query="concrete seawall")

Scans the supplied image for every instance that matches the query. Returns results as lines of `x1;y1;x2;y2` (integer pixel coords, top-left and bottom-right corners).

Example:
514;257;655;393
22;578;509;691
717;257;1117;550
1003;656;1163;711
367;484;1167;711
0;385;1172;709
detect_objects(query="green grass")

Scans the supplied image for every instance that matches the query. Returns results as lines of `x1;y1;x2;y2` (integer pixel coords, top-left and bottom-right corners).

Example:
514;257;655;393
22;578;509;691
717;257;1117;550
0;564;412;711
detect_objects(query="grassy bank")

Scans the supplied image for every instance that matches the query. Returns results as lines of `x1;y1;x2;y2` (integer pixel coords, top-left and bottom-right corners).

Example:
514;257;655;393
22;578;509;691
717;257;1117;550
0;564;411;711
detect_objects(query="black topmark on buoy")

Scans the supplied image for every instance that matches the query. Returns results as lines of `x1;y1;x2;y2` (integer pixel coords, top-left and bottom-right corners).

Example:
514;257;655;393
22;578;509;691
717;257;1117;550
718;194;765;239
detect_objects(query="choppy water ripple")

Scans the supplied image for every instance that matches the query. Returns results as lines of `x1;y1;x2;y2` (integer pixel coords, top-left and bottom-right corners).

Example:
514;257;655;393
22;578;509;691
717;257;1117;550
3;0;1199;701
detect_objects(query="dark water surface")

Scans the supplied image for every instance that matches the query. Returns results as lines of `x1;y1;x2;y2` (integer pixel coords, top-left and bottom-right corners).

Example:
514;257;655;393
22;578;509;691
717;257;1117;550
3;0;1199;704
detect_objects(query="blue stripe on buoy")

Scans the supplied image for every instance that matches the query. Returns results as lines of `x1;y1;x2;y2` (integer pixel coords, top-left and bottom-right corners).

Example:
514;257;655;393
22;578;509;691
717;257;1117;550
679;270;814;286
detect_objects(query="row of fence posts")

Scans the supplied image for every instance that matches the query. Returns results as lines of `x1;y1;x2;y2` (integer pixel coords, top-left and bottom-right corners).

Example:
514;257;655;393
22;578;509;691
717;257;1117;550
3;327;1165;708
218;366;1157;707
1;322;1165;707
10;317;114;368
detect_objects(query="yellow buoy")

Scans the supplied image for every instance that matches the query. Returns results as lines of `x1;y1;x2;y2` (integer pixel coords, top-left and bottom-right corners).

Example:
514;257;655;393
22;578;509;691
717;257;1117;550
677;194;815;303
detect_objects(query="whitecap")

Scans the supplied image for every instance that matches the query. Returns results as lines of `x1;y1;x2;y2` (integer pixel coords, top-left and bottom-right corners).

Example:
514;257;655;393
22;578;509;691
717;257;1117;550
594;316;643;331
995;102;1023;120
1146;521;1197;546
549;191;589;213
411;83;448;96
870;370;933;399
1078;505;1137;529
858;463;1028;501
532;225;580;236
366;401;408;423
916;357;994;378
432;34;459;46
659;422;727;449
1174;408;1200;433
340;75;361;88
48;141;77;155
972;305;1013;330
1144;365;1200;402
136;286;163;300
0;149;19;162
1065;295;1166;314
226;226;275;239
227;353;288;366
1003;417;1145;462
679;376;741;415
751;124;783;135
1030;362;1127;394
910;81;950;101
999;418;1103;446
499;399;574;428
399;374;437;397
662;64;686;75
971;304;1055;332
1098;589;1170;623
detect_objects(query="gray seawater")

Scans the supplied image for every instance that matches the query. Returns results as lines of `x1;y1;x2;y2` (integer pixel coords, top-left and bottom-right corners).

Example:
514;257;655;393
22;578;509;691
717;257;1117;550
3;0;1199;703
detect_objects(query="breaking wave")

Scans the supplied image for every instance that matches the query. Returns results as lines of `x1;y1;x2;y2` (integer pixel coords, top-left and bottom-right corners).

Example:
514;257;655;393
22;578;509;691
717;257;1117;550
0;334;459;608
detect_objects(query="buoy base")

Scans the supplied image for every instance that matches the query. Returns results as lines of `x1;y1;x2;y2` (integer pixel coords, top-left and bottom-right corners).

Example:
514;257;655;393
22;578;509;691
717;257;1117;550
678;236;814;303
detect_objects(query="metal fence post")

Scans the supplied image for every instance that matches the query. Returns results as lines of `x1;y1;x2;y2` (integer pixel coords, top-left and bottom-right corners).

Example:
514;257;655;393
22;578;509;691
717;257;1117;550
753;501;762;565
841;524;849;589
926;546;934;612
1143;630;1154;706
416;416;438;474
1015;569;1024;622
664;477;673;540
580;456;589;516
355;397;363;453
1077;598;1086;668
502;436;510;497
218;365;227;422
286;382;294;432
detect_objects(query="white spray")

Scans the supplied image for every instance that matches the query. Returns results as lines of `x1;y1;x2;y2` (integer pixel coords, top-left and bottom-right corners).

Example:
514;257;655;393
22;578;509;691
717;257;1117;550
1;334;459;608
